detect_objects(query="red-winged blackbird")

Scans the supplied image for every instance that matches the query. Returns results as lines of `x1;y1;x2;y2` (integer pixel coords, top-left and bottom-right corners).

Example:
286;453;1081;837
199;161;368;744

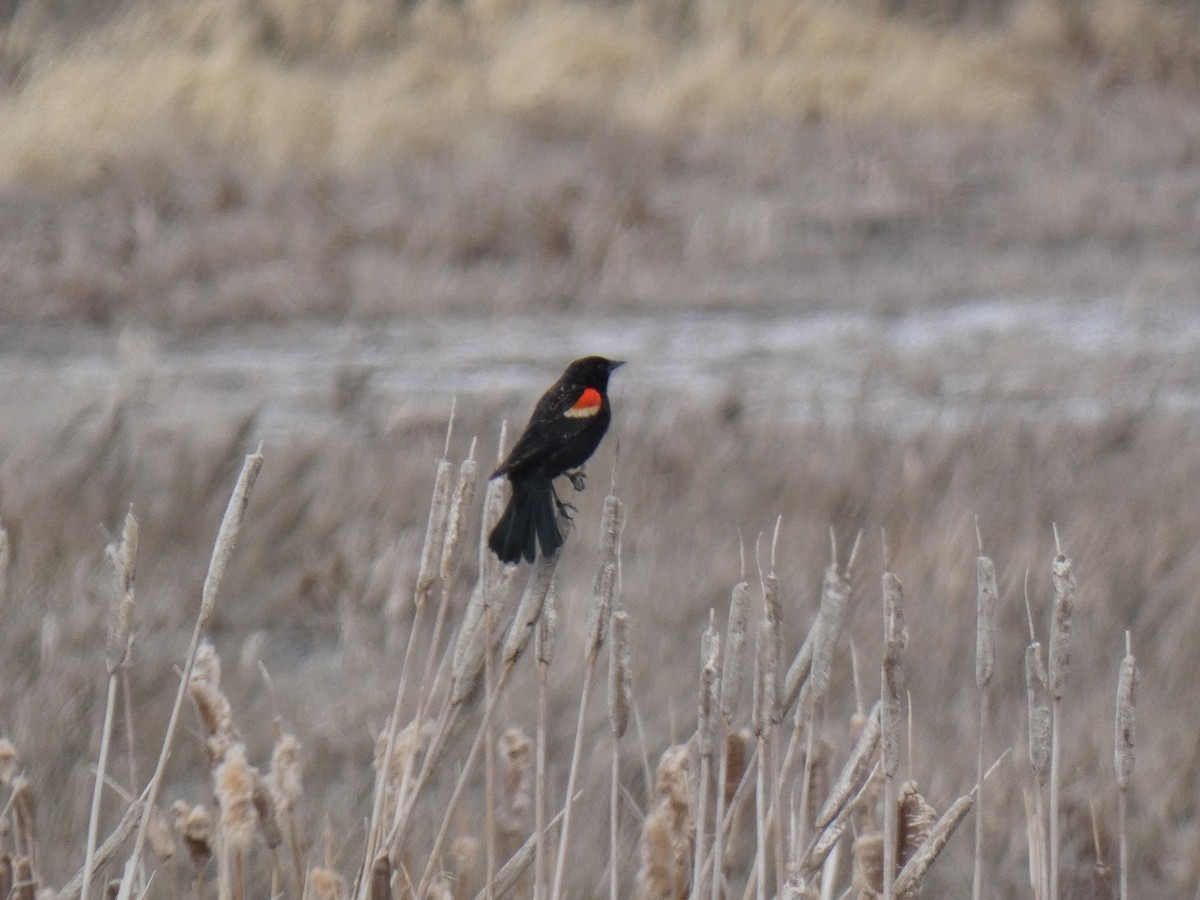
488;356;624;564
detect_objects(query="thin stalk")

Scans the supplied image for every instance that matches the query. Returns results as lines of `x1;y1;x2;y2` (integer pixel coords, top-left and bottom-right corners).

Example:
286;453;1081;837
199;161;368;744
484;606;497;900
80;677;120;900
550;658;597;900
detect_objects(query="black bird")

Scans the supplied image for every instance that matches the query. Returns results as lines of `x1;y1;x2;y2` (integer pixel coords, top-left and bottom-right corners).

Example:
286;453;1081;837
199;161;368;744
488;356;624;564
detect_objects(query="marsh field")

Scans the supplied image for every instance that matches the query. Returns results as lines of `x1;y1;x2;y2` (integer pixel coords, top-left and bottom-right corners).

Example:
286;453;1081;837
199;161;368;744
2;0;1200;897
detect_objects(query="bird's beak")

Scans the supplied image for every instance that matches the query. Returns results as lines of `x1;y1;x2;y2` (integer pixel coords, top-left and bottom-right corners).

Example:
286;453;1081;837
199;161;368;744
609;360;626;371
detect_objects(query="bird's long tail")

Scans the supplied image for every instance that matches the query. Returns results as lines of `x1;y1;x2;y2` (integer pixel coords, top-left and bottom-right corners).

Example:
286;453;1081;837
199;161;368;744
488;478;562;564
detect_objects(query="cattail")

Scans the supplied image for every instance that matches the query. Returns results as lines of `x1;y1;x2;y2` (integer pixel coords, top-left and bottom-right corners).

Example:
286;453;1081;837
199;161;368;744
11;777;35;867
251;771;282;849
417;458;454;601
369;854;393;900
0;738;19;785
808;552;851;706
0;523;9;609
762;552;784;724
269;732;303;813
439;442;478;583
815;701;882;829
106;509;138;674
199;448;263;627
892;792;975;895
586;495;624;660
881;567;906;779
503;549;560;669
636;745;691;900
1115;632;1138;900
0;855;10;900
172;802;213;873
609;609;632;739
214;743;258;850
453;580;489;701
13;856;34;900
752;617;778;738
145;806;175;861
188;642;237;766
307;868;348;900
698;612;721;757
1024;641;1051;786
975;552;998;691
1114;634;1137;790
498;728;533;843
720;580;751;720
1047;543;1076;702
853;833;885;893
897;782;938;869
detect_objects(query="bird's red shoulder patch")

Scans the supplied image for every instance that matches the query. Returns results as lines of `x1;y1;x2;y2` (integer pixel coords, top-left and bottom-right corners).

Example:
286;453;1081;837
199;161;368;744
564;387;602;418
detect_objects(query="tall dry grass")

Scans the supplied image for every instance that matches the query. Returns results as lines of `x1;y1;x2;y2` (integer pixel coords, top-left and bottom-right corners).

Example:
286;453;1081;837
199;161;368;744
0;383;1193;895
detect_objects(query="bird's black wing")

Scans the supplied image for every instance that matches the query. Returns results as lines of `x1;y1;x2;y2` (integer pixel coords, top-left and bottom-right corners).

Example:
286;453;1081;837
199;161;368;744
493;381;588;478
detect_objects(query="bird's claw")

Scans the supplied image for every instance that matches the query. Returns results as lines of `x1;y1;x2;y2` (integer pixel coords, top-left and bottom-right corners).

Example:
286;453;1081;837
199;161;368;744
566;469;587;492
556;499;577;521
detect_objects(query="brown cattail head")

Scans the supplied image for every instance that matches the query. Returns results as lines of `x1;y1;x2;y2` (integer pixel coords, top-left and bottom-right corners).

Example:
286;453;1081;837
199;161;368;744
439;445;479;583
200;448;263;627
698;610;720;757
10;776;35;866
106;508;138;674
897;782;938;869
0;738;19;786
609;608;633;739
752;617;778;738
586;494;624;661
146;805;176;861
370;854;393;900
975;553;998;690
1115;634;1138;790
416;458;455;603
173;802;213;873
720;580;751;721
13;856;35;900
498;728;533;840
188;641;237;766
892;792;975;895
252;770;283;848
269;731;303;813
1048;540;1076;701
1024;640;1051;786
761;545;785;726
0;856;11;900
852;832;884;894
637;744;692;900
307;868;348;900
214;743;258;850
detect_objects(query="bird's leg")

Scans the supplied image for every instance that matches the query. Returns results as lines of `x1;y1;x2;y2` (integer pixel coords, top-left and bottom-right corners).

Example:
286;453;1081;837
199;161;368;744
565;468;587;493
551;484;577;520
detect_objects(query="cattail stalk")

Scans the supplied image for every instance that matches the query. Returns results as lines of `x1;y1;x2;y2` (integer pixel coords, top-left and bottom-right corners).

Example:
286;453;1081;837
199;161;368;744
83;509;138;900
551;492;623;900
534;588;558;900
1047;530;1075;900
880;545;907;900
752;614;778;900
360;436;458;900
609;608;632;900
692;612;720;899
973;527;998;900
1115;631;1137;900
711;575;750;900
115;447;262;900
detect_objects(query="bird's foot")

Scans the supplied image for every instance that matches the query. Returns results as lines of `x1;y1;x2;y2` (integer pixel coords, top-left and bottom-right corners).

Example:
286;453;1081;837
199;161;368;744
566;468;587;492
555;499;578;521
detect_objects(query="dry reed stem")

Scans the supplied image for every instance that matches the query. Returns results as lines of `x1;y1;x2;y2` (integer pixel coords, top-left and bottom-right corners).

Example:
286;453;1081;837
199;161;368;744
269;730;304;895
473;805;569;900
551;492;623;900
58;794;147;900
710;576;750;900
0;525;9;610
751;615;778;900
880;550;906;900
115;447;263;900
973;539;997;900
610;607;632;900
1115;631;1137;900
692;611;720;899
1047;532;1075;900
891;793;974;895
533;584;557;900
796;761;881;880
83;509;140;900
